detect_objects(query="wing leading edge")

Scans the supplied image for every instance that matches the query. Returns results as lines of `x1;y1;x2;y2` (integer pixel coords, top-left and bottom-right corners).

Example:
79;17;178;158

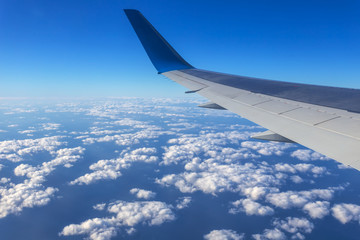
124;9;360;171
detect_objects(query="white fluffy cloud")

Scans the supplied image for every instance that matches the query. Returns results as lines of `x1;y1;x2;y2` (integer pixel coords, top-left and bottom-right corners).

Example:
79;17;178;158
176;196;192;209
266;188;336;209
162;131;253;165
60;200;175;240
274;163;327;177
303;201;330;219
157;161;282;196
273;217;314;234
252;228;286;240
0;136;63;162
93;203;106;211
157;131;291;197
204;229;244;240
82;126;173;146
41;123;61;131
253;217;314;240
130;188;156;200
229;199;274;216
332;203;360;224
241;141;294;156
291;149;329;161
70;148;158;185
0;147;84;218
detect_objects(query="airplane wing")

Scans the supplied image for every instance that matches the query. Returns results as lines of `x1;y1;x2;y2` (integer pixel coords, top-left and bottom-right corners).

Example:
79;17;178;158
124;9;360;170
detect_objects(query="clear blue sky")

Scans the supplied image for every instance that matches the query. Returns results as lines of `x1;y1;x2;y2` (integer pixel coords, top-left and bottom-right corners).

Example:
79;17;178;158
1;0;359;97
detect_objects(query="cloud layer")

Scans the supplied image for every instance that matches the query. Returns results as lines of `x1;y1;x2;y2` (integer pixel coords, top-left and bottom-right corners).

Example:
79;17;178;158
60;200;175;240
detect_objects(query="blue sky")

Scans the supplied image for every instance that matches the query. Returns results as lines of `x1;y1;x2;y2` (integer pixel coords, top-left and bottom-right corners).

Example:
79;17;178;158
1;0;359;97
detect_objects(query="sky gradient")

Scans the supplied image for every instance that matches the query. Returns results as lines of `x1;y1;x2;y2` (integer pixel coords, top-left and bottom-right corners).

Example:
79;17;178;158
1;0;359;97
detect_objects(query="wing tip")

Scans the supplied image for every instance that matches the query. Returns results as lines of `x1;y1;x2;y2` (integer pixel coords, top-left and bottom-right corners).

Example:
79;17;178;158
124;9;140;14
124;9;194;73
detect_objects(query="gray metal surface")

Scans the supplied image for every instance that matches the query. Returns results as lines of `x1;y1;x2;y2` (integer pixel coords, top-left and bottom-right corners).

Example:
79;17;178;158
181;69;360;113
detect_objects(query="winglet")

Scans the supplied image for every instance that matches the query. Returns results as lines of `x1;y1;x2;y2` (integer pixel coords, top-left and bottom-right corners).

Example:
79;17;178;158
124;9;194;73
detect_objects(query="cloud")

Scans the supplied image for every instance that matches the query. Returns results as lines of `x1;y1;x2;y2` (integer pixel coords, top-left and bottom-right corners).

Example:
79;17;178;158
241;141;294;156
273;217;314;234
130;188;156;200
229;199;274;216
0;136;64;162
18;129;36;135
93;203;106;211
0;147;84;218
331;203;360;224
253;217;314;240
303;201;330;219
291;149;329;161
41;123;61;131
162;131;253;166
82;128;171;146
204;229;244;240
70;148;158;185
60;200;175;240
157;161;282;196
112;118;149;128
266;188;335;209
290;175;303;184
252;228;286;240
0;180;58;219
175;196;192;210
157;133;291;198
274;163;327;177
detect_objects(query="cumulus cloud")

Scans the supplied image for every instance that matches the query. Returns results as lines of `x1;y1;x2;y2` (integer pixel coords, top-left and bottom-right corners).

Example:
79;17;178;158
252;228;286;240
162;131;253;165
229;199;274;216
130;188;156;200
204;229;244;240
156;132;297;198
290;175;303;184
291;149;329;161
0;147;84;218
0;136;64;162
176;196;192;209
82;127;172;146
157;161;282;196
266;188;336;210
112;118;149;128
41;123;61;131
253;217;314;240
303;201;330;219
241;141;294;156
70;148;158;185
273;217;314;234
93;203;106;211
18;129;36;135
274;163;327;177
332;203;360;224
60;200;175;240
